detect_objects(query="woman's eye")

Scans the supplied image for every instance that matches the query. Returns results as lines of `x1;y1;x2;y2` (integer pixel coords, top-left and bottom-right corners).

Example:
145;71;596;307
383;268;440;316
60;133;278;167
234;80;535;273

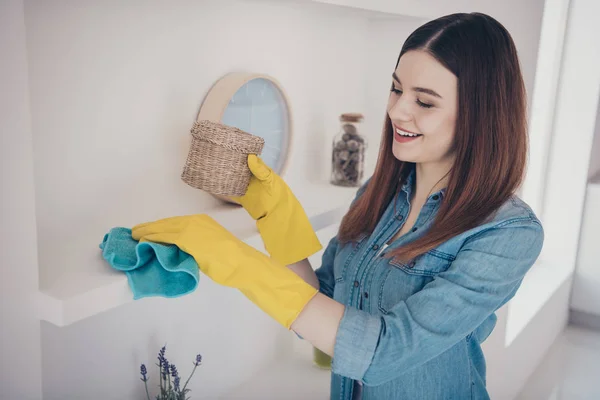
390;86;434;109
417;99;433;109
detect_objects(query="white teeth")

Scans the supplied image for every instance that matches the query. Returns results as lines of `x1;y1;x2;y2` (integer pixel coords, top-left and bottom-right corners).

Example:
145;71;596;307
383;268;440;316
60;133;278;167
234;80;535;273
396;129;421;137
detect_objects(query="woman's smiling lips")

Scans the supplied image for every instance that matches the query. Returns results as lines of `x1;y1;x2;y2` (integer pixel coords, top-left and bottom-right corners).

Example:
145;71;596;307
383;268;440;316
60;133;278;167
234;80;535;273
393;124;423;142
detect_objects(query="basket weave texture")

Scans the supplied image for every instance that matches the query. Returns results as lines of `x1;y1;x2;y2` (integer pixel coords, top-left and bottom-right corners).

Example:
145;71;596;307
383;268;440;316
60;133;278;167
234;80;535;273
181;120;265;196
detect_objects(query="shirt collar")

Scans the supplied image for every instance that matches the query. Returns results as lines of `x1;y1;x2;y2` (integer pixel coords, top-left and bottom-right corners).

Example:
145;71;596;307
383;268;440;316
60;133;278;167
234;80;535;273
400;166;415;194
400;165;447;201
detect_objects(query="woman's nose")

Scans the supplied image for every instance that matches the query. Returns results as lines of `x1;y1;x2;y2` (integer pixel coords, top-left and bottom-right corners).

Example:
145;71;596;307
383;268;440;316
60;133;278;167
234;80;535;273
388;96;413;122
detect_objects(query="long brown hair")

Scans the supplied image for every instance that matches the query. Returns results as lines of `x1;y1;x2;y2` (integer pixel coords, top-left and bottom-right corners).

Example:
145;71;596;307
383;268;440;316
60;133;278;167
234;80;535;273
337;12;528;263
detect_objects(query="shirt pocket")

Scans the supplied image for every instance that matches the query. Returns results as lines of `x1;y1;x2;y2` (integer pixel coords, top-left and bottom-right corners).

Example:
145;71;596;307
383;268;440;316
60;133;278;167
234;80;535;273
377;250;454;314
333;233;368;283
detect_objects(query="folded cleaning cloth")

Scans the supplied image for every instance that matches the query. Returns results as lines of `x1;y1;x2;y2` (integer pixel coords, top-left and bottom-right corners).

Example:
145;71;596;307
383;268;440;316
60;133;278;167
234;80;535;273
99;227;199;300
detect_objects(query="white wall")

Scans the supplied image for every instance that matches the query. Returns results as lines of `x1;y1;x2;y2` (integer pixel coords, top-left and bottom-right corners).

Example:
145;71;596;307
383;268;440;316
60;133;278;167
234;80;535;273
588;102;600;180
570;100;600;318
13;0;553;398
0;1;43;399
25;1;372;398
362;16;427;175
570;183;600;318
26;0;372;289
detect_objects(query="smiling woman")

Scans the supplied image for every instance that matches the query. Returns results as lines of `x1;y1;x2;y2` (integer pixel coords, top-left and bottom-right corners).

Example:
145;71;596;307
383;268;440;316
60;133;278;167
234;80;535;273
133;11;543;400
338;13;529;263
388;51;458;166
297;12;540;400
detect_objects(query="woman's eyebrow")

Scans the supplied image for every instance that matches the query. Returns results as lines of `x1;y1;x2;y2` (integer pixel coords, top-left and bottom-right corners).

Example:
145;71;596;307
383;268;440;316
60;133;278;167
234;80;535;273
392;72;443;99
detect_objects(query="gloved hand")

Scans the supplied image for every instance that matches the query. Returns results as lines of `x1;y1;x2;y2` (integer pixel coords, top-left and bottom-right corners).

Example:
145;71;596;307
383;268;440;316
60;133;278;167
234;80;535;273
229;155;322;266
131;214;318;329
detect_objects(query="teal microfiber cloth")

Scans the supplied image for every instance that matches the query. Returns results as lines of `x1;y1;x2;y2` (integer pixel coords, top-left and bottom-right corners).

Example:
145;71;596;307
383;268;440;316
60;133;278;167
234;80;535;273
99;227;199;300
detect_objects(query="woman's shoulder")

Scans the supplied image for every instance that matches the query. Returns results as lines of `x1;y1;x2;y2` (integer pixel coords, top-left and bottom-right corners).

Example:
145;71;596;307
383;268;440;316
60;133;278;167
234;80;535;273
457;194;544;253
433;194;543;258
487;194;542;228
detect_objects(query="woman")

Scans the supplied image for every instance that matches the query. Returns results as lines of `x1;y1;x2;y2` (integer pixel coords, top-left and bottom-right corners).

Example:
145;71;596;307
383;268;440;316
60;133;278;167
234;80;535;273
133;12;544;399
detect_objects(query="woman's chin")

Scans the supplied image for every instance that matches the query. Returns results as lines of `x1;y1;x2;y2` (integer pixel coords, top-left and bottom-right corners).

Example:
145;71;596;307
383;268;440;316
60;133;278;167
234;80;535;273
392;146;418;163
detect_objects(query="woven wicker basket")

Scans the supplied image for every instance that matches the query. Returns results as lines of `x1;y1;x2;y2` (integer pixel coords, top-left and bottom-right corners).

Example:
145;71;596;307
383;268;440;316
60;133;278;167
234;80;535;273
181;120;265;197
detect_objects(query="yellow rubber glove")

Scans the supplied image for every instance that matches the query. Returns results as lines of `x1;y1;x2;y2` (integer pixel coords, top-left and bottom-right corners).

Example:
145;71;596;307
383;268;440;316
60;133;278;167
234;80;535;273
229;155;322;266
131;214;318;330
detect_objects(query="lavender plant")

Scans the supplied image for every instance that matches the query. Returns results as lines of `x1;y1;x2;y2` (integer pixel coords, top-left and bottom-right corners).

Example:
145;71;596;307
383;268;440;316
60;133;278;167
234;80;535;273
140;345;202;400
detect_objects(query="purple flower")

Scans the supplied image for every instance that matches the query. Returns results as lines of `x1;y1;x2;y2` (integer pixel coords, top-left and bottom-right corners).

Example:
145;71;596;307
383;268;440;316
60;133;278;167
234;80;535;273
170;364;181;391
162;359;169;379
140;364;148;382
157;345;166;365
194;354;202;366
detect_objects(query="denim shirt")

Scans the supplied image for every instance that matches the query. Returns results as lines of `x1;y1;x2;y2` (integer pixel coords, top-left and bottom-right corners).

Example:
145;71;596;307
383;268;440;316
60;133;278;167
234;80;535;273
314;169;544;400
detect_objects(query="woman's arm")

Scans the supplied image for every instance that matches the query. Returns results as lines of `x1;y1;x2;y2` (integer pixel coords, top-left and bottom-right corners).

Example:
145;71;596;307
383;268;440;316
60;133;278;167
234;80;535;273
287;235;342;348
291;292;345;356
287;258;320;290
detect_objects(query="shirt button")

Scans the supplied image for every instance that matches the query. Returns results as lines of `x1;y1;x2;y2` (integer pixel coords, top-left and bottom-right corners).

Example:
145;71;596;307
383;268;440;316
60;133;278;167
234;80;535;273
396;215;404;221
354;280;359;287
372;244;380;250
364;292;369;298
408;261;416;268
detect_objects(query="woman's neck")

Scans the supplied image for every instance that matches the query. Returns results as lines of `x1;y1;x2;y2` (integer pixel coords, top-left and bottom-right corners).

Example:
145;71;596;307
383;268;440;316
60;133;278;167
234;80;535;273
414;160;452;201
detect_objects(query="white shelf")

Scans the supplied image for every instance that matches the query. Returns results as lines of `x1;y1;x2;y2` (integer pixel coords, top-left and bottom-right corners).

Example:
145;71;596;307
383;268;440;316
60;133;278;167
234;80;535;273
38;181;359;327
505;260;573;347
569;180;600;317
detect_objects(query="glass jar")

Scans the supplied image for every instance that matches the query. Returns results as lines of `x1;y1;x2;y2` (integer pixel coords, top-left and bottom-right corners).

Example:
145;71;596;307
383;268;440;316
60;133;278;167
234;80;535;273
331;113;367;187
312;347;332;369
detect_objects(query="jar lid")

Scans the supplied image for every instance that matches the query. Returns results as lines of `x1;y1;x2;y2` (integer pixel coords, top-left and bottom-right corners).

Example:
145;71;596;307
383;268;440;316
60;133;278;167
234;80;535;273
340;113;364;123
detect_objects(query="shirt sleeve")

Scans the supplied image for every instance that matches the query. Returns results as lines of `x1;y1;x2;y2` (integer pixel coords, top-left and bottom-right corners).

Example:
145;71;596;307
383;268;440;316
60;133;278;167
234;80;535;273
314;235;339;298
331;218;544;386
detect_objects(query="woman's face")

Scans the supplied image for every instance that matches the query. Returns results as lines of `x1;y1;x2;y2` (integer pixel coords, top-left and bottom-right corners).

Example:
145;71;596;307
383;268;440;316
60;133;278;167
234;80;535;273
388;50;458;166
